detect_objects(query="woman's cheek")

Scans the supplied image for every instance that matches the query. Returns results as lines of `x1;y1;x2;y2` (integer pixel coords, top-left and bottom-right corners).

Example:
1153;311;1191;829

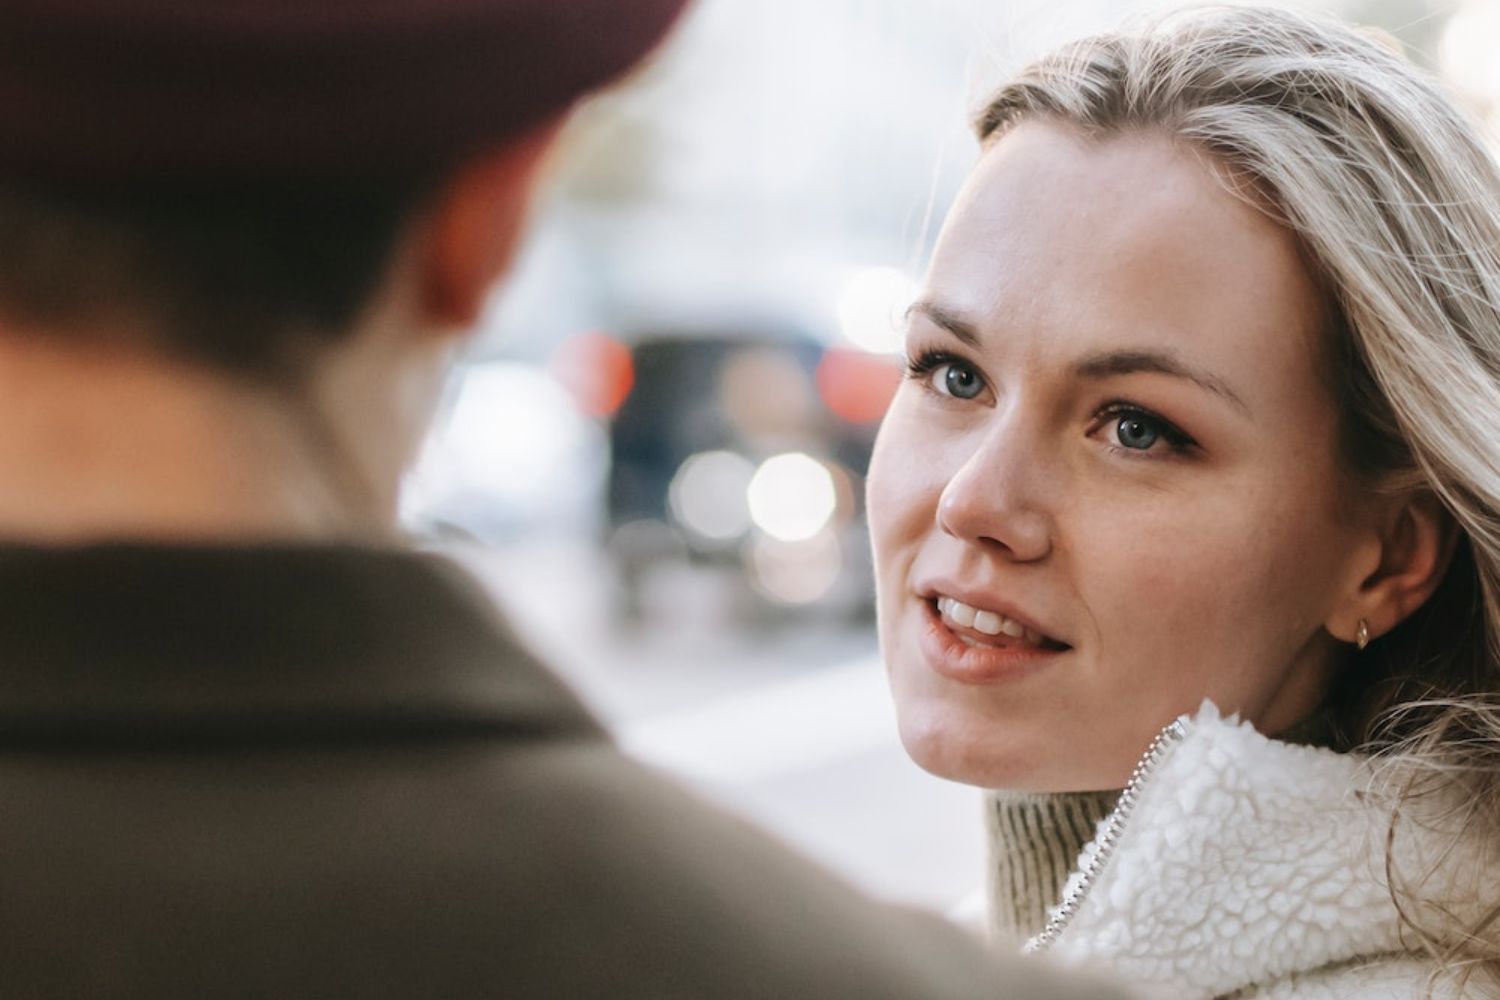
869;405;947;537
1074;504;1239;645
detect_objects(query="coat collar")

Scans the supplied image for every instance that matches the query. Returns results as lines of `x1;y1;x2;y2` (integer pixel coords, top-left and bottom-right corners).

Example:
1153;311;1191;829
0;541;600;748
1044;702;1486;998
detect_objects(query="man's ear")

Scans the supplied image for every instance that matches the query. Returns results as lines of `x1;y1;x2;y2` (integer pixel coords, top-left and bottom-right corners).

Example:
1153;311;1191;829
1336;491;1459;644
416;118;563;331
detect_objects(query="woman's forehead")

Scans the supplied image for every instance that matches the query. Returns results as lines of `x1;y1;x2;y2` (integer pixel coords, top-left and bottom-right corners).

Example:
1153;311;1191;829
921;121;1330;396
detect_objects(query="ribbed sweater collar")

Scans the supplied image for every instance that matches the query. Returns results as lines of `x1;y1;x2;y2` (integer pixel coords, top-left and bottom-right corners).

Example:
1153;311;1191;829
983;789;1119;945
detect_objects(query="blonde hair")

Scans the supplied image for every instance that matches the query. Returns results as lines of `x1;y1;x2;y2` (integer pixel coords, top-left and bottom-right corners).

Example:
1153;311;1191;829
974;4;1500;989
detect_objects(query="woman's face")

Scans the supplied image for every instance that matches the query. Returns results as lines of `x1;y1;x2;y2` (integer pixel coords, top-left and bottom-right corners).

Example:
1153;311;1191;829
869;122;1373;791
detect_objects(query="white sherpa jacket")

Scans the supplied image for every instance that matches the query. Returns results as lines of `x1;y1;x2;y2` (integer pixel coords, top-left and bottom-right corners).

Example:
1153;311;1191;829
1022;703;1493;999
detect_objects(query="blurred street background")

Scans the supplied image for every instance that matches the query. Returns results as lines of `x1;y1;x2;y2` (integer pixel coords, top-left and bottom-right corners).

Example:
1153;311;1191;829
399;0;1499;912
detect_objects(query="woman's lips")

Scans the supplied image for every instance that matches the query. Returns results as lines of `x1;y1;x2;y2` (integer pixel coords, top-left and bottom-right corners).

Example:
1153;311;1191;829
917;598;1069;684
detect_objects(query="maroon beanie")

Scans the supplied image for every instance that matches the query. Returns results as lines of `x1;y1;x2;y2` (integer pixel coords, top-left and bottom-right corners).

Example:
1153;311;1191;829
0;0;691;185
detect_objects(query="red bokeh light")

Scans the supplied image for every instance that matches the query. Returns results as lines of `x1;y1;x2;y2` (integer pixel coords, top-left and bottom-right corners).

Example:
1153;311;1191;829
815;347;902;423
548;332;635;419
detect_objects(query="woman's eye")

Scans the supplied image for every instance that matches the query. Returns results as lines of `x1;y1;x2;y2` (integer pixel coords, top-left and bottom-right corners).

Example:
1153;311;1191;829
1097;404;1196;457
904;350;989;402
938;362;985;400
1114;413;1162;450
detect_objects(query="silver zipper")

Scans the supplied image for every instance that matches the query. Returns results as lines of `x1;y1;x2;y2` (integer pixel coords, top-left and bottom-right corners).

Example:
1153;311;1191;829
1023;717;1189;954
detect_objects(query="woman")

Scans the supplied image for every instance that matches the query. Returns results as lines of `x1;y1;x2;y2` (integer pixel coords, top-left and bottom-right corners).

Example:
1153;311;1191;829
868;6;1500;997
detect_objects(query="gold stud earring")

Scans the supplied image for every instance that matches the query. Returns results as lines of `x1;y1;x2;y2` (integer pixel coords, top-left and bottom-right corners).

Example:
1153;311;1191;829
1356;619;1370;651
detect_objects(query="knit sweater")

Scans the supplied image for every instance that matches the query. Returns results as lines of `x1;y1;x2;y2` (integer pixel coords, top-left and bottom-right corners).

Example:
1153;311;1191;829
985;790;1117;946
982;702;1496;998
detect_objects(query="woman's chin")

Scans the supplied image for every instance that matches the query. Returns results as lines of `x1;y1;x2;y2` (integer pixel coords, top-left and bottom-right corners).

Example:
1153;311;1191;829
896;711;1041;789
895;707;1122;792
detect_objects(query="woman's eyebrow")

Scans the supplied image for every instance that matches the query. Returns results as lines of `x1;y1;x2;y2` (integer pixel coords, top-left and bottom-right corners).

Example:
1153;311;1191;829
907;303;1249;415
905;300;980;348
1072;349;1249;414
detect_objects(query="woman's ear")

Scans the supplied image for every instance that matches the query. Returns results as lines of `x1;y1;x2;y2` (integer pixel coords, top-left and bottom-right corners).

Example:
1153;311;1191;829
1338;491;1459;644
414;117;563;331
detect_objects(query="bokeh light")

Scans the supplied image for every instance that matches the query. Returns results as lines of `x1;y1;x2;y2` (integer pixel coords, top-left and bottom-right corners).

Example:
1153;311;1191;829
668;450;757;542
836;266;918;354
747;452;838;542
547;331;636;419
719;347;818;441
816;347;903;423
746;529;843;605
401;362;605;539
1440;0;1500;151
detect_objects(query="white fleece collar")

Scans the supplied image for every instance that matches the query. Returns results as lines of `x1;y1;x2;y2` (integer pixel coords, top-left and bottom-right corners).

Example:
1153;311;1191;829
1042;702;1485;998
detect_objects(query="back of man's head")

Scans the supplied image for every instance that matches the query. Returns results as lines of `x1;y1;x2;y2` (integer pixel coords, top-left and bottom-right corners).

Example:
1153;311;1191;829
0;0;688;369
0;0;687;540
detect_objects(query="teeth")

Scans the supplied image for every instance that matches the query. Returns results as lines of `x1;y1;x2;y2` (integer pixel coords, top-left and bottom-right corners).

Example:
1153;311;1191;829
972;610;1002;635
936;595;1049;648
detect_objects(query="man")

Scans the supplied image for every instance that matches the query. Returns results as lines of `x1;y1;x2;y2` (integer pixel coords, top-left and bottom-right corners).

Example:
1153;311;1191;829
0;2;1134;997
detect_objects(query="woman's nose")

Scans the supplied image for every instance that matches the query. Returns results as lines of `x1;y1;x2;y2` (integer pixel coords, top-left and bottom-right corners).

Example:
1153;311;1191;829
934;429;1053;562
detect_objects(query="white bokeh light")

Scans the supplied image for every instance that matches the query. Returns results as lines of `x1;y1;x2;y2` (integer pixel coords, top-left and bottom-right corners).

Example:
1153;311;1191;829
1441;2;1500;109
400;362;606;539
836;266;918;354
668;450;757;542
747;530;843;605
746;452;838;542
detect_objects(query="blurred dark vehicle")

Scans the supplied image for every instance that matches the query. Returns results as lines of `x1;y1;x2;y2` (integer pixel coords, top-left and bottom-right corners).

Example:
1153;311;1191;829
605;330;899;628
